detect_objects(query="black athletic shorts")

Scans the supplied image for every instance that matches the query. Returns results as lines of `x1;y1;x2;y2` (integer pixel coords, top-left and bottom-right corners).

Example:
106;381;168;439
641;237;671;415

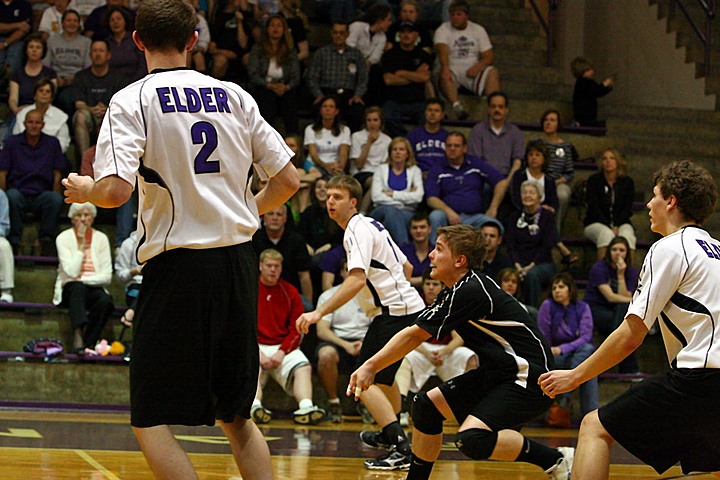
130;243;260;428
356;312;418;386
439;365;553;431
599;368;720;474
315;340;363;374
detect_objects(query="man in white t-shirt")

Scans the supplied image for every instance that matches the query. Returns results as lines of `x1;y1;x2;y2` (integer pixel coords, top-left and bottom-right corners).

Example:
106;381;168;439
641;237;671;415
540;160;720;478
61;0;299;477
434;0;500;120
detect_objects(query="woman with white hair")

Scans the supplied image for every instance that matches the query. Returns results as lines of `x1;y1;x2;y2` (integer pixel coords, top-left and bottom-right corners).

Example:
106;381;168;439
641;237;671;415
53;202;114;352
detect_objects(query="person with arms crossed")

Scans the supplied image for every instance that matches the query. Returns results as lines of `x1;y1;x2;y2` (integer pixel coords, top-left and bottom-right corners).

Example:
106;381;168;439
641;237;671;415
349;224;574;480
61;0;300;477
297;174;426;471
540;160;720;479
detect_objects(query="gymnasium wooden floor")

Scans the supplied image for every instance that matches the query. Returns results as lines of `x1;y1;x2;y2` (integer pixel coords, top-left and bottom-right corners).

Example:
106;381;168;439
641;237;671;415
0;410;714;479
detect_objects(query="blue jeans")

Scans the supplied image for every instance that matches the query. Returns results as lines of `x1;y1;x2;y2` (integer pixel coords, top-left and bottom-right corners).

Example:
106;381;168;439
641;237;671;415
521;261;556;308
6;189;64;247
554;343;599;417
369;205;415;246
115;190;137;248
0;38;23;73
429;209;503;244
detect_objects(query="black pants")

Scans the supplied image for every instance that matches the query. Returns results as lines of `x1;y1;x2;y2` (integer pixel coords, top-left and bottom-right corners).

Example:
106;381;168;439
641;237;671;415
62;281;114;347
251;86;299;134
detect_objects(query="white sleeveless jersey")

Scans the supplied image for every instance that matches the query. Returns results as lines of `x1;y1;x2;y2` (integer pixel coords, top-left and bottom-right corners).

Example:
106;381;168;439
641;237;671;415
628;226;720;369
93;68;292;263
344;214;425;318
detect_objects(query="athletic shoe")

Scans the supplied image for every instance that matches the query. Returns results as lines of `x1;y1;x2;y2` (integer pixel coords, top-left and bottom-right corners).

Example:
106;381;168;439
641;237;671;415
364;451;411;471
327;402;343;423
545;446;574;480
399;411;410;427
357;402;375;424
251;405;272;424
293;405;326;425
359;430;394;450
452;101;469;120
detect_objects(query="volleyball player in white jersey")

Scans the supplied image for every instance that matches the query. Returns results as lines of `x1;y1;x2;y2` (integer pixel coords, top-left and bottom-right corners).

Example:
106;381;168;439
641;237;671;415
61;0;299;478
540;160;720;479
297;175;425;471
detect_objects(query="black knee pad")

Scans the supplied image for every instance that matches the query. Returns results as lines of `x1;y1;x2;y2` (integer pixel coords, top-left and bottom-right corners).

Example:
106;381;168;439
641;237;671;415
410;391;445;435
454;428;497;460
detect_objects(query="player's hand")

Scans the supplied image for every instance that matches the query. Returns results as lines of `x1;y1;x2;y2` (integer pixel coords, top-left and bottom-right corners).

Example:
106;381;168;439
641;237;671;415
430;351;444;366
269;350;285;368
538;369;579;399
296;310;322;334
348;364;375;400
349;95;364;106
62;173;95;204
259;351;273;370
351;340;362;356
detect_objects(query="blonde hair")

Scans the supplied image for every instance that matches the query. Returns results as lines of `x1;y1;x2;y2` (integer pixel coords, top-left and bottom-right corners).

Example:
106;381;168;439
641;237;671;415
387;136;416;167
260;248;284;263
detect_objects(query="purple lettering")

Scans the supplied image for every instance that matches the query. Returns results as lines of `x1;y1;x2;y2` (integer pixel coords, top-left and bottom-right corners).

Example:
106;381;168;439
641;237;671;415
696;239;715;259
171;87;187;112
200;87;216;112
184;88;201;112
711;243;720;260
156;87;174;113
214;88;230;113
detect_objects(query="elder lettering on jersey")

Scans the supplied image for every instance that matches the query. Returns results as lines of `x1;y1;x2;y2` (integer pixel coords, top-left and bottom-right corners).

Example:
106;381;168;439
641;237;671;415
696;239;720;259
156;87;231;114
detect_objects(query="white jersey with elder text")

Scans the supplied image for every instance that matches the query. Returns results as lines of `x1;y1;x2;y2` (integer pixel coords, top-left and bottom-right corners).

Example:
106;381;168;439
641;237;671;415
344;214;425;318
93;68;293;263
627;226;720;369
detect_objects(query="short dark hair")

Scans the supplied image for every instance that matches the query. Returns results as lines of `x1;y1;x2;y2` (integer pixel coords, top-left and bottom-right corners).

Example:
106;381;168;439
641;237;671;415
410;212;430;225
103;6;132;33
34;77;56;98
449;0;470;14
446;131;467;145
327;175;363;204
653;160;718;225
525;138;548;172
479;221;501;236
540;109;563;130
436;225;486;269
136;0;196;53
361;3;392;24
571;56;593;78
22;33;47;63
549;272;578;304
424;97;444;111
487;91;508;106
61;8;81;23
91;37;111;52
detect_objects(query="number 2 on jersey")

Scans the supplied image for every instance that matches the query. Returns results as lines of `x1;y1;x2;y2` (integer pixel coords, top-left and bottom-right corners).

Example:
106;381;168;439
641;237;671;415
191;121;220;174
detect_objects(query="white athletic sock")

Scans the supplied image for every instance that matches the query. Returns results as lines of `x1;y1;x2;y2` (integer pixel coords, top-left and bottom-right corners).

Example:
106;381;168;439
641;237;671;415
252;399;262;408
298;399;313;409
328;398;340;405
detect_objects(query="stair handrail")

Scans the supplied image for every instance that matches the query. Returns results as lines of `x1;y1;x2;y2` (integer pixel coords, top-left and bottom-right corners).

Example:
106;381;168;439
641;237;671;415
669;0;716;76
527;0;559;67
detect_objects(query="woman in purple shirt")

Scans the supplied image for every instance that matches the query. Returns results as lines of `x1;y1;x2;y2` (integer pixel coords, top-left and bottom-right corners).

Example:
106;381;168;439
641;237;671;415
538;272;598;419
583;236;640;373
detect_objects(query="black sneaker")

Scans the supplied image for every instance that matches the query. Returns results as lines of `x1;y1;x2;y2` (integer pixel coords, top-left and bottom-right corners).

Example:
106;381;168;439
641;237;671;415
364;451;411;471
359;430;393;450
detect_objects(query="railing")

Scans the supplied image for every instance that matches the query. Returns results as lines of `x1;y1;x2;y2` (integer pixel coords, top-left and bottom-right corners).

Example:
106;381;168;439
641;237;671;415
527;0;559;67
669;0;716;76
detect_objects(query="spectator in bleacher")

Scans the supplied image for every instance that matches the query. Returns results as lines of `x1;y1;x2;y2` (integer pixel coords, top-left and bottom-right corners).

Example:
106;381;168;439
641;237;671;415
252;204;314;310
38;0;69;41
314;0;354;23
350;106;391;213
305;21;367;131
249;0;279;22
467;91;523;179
425;131;504;243
72;0;103;20
479;221;511;282
299;177;343;270
583;235;640;374
496;267;536;319
13;79;70;153
8;34;57;123
0;0;31;73
584;148;637;261
537;272;598;421
504;181;557;307
369;136;423;246
114;230;142;326
319;244;344;291
303;95;351;177
252;248;326;425
406;97;448;176
399;212;433;290
386;0;433;53
53;201;114;352
72;38;128;162
381;20;432;138
433;0;499;120
105;6;146;82
347;3;392;107
247;14;300;134
316;257;371;422
0;109;64;256
278;0;309;63
510;139;558;213
207;0;250;80
44;9;91;114
571;56;614;128
538;109;576;233
187;9;210;73
285;134;321;214
82;0;134;40
0;190;14;303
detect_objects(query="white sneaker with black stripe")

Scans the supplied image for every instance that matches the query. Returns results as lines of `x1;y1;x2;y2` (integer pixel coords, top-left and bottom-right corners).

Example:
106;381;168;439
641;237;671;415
364;451;411;470
545;446;574;480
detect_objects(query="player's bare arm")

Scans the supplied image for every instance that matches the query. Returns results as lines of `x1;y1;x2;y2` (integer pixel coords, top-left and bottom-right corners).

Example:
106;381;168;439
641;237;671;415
255;162;300;215
539;314;647;397
62;173;133;208
349;324;430;399
296;269;366;334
